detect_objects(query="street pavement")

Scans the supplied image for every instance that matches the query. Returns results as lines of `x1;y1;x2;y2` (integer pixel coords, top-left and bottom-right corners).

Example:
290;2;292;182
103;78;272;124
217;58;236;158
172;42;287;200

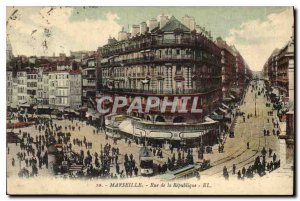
201;80;281;178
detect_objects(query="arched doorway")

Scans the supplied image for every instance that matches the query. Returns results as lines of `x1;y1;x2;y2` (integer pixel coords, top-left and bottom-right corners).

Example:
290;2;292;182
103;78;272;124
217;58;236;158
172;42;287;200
155;116;165;122
146;115;151;121
173;116;185;123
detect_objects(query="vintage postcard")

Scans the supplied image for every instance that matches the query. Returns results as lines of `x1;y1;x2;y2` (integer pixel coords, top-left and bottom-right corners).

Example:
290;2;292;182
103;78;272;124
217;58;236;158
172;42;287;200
6;6;295;195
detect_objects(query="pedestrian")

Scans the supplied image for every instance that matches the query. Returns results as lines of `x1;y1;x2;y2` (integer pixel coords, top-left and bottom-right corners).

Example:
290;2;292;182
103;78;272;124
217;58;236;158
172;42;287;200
273;153;277;162
237;170;241;180
242;167;246;177
223;166;229;180
277;130;280;136
247;142;250;149
269;148;273;158
270;161;274;171
266;162;270;171
233;164;236;174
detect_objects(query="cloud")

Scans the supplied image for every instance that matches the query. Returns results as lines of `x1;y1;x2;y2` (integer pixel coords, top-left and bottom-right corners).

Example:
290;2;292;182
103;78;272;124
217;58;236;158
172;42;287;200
225;8;294;71
7;7;122;56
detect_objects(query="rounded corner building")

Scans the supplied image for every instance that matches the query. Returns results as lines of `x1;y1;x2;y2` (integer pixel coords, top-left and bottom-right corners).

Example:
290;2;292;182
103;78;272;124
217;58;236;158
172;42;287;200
98;15;223;148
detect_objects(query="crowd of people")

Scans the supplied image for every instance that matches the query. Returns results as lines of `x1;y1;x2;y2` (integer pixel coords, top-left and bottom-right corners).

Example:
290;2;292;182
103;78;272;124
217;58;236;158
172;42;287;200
8;117;142;179
7;79;284;181
223;147;280;180
222;80;282;180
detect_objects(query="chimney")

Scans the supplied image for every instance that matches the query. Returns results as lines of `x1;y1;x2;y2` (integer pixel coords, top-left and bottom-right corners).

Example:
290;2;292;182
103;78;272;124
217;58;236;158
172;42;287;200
118;26;128;41
131;25;140;37
195;25;201;33
148;18;158;32
159;14;168;29
181;15;195;31
140;22;147;35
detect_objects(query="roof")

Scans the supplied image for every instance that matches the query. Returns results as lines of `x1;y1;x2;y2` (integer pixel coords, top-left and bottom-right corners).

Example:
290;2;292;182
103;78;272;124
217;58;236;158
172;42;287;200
157;16;190;33
150;26;160;33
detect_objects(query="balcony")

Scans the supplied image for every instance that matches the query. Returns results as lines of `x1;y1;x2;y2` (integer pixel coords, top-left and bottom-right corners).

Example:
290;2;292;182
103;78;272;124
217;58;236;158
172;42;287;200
100;86;220;95
82;74;96;79
133;119;217;133
102;38;197;57
101;55;195;67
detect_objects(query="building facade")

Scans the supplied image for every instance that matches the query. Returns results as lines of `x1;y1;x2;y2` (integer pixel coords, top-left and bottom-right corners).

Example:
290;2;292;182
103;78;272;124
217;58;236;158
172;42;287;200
37;72;49;105
81;55;98;108
263;28;294;170
99;16;222;147
7;68;83;110
49;70;82;109
7;71;13;105
16;71;28;105
26;71;38;104
263;35;294;102
215;38;236;98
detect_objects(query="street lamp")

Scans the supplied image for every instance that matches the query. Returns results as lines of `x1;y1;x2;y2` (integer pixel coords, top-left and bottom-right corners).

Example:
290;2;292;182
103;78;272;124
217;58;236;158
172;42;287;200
198;132;204;160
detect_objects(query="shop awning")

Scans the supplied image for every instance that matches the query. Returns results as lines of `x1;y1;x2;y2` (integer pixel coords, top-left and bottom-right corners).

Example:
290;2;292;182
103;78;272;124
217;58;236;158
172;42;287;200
147;131;172;139
68;109;76;113
205;116;215;122
222;97;232;101
37;105;50;109
180;131;208;139
218;107;228;114
222;103;229;109
105;131;121;138
10;105;18;109
141;79;150;84
119;120;133;134
19;104;31;107
210;114;224;121
76;106;88;112
58;107;65;112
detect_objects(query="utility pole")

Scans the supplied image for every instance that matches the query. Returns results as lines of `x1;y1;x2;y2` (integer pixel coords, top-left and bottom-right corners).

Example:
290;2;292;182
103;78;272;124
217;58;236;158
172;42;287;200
255;93;257;117
199;132;203;160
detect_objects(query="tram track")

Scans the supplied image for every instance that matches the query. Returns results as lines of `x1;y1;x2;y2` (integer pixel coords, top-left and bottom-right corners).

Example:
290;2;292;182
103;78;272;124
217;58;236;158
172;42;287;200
203;86;266;177
209;119;249;167
208;128;262;176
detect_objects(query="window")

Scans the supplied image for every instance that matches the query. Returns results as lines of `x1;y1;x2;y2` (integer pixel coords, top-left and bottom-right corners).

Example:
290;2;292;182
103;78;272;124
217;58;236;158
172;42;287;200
177;49;180;55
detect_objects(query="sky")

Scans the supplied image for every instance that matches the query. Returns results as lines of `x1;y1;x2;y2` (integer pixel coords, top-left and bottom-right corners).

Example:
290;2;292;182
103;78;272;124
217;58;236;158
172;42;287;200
6;6;294;71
